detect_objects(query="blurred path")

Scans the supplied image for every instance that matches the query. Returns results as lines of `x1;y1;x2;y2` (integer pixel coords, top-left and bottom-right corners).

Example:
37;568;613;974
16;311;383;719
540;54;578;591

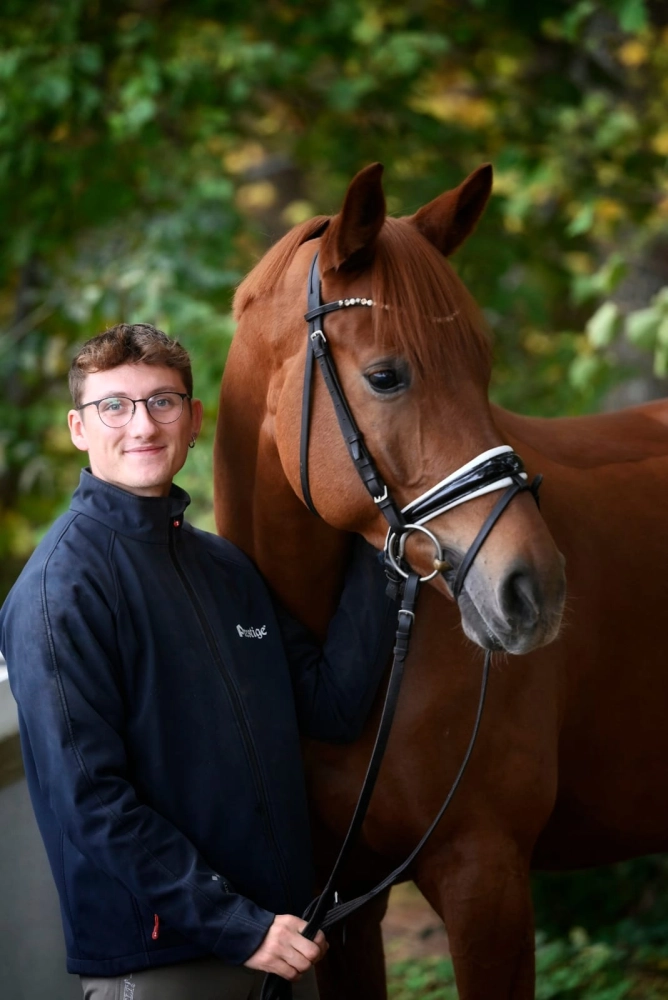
0;678;80;999
382;882;448;964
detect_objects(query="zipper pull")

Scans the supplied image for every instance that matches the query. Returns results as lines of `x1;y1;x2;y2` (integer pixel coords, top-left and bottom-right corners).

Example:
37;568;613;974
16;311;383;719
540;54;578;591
172;518;181;529
152;914;160;940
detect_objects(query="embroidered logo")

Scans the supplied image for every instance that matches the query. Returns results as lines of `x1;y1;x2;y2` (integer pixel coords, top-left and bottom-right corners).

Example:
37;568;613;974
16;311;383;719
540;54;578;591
123;980;135;1000
236;624;268;639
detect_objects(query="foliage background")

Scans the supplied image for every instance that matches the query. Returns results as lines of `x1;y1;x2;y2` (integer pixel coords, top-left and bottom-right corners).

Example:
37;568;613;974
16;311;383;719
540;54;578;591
2;0;668;994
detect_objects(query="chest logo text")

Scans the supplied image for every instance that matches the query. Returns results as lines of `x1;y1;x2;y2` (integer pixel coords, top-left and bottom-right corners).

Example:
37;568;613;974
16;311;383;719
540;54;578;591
236;624;268;639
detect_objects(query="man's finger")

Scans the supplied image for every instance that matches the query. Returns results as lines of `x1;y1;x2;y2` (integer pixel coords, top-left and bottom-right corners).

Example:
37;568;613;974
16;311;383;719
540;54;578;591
270;958;304;982
285;947;312;975
291;933;322;964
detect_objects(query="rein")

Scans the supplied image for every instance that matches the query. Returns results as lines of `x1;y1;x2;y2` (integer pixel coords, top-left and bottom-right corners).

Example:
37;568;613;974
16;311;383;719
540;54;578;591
261;253;541;1000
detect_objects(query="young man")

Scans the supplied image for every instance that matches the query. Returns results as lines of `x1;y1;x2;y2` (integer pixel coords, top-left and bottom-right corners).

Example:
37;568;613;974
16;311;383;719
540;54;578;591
0;324;396;1000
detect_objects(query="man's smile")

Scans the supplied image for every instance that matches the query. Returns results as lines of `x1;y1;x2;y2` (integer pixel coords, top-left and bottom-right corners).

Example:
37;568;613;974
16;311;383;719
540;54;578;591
124;445;166;454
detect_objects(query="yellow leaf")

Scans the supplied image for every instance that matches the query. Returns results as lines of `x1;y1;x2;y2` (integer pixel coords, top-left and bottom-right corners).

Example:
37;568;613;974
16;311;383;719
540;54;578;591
224;142;266;174
523;331;553;356
281;200;315;226
594;198;624;223
489;170;520;196
411;90;493;128
651;129;668;156
617;40;648;67
236;182;276;211
503;214;524;234
50;122;69;142
564;252;594;276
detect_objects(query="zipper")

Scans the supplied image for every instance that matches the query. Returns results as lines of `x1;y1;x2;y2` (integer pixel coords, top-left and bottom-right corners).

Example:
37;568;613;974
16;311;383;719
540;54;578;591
167;520;295;911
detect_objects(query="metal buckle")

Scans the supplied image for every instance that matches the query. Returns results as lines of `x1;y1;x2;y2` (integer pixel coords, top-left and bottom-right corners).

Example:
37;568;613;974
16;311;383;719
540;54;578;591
384;524;445;583
310;329;326;345
373;486;389;504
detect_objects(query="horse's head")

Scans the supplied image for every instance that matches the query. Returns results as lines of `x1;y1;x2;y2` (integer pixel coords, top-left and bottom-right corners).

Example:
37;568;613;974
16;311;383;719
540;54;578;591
231;163;565;655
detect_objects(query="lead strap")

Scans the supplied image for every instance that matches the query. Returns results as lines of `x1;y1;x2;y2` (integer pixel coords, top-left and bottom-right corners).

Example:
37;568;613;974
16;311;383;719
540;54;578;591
260;571;421;1000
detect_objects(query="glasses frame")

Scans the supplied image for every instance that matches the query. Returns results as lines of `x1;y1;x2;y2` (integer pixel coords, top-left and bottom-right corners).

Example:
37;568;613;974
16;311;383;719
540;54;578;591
76;392;191;428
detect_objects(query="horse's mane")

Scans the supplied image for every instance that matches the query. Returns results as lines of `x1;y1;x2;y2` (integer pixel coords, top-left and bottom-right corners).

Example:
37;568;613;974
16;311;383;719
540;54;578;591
235;214;492;381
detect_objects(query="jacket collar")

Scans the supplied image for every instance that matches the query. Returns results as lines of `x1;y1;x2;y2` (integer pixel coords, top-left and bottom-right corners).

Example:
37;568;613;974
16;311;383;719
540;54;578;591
69;469;191;542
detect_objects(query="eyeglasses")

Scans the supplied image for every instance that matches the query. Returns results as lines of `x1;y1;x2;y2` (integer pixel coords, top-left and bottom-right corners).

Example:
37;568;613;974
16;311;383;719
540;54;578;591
77;392;190;428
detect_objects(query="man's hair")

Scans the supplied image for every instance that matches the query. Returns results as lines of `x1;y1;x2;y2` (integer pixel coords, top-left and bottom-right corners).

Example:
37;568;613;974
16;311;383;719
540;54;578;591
68;324;193;407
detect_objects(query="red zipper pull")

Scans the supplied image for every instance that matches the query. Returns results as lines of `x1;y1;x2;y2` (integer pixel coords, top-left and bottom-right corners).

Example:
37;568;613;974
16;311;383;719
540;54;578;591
152;914;160;940
172;519;181;528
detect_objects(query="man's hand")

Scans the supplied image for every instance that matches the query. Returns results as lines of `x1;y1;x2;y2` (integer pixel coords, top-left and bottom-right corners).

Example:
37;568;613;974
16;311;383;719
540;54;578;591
244;914;328;981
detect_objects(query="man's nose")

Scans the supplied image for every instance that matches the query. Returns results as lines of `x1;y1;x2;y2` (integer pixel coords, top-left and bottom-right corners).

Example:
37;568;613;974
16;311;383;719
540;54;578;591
129;401;159;433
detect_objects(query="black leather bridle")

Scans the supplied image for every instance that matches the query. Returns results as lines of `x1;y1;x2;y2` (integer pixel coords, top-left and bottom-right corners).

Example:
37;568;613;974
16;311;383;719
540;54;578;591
261;252;541;1000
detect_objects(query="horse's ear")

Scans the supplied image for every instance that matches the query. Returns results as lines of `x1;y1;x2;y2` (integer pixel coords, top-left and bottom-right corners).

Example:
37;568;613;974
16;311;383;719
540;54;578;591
409;163;493;257
319;162;386;272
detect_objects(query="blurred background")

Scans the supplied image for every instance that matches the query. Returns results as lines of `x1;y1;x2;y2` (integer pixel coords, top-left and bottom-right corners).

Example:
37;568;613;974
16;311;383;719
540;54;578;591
2;1;668;997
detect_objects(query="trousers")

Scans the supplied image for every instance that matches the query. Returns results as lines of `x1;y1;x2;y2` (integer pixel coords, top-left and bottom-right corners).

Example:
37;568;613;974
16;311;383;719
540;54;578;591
80;959;320;1000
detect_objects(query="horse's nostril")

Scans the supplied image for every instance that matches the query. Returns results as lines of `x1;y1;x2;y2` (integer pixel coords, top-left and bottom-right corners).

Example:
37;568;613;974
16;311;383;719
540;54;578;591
499;567;541;628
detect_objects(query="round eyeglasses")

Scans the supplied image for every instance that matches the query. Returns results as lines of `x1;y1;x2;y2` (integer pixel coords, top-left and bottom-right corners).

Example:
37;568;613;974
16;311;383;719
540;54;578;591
77;392;190;428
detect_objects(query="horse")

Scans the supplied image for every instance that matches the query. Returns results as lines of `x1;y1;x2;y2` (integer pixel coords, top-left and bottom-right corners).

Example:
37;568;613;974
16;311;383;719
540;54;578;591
213;162;668;1000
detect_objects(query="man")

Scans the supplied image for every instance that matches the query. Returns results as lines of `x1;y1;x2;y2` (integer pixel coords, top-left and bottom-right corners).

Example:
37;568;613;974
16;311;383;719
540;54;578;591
0;323;396;1000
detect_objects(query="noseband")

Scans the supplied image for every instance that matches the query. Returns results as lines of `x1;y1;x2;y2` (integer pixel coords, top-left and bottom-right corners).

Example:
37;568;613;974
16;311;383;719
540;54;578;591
261;251;542;1000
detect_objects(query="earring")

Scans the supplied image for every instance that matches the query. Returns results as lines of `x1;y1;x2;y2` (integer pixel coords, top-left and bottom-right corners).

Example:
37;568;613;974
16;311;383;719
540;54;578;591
189;437;196;450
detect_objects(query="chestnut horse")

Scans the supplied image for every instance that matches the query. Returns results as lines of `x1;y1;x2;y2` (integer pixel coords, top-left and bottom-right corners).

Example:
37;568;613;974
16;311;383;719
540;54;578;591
214;163;668;999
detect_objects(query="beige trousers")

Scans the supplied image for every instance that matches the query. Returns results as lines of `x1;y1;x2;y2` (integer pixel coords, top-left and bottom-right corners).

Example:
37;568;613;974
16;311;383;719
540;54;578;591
81;958;319;1000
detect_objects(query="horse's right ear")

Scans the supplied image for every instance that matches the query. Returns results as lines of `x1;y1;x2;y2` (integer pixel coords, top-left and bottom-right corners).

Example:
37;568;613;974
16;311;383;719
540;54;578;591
409;164;493;257
319;163;386;272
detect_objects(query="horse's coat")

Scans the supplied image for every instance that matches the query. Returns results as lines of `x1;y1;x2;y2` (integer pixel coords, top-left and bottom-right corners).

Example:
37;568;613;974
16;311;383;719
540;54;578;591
214;163;668;999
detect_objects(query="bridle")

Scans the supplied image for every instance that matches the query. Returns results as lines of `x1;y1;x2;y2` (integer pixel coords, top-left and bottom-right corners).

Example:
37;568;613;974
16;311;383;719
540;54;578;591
261;251;542;1000
299;253;539;593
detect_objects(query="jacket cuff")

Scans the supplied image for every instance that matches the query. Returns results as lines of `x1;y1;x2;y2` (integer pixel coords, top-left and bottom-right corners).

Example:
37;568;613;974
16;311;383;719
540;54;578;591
212;896;275;964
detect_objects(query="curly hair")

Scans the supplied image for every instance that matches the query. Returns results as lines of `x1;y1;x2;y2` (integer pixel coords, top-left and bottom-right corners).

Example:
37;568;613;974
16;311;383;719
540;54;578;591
68;324;193;407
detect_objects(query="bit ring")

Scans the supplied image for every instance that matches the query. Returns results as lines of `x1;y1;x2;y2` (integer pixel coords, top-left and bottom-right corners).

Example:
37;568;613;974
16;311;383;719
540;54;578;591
385;524;445;583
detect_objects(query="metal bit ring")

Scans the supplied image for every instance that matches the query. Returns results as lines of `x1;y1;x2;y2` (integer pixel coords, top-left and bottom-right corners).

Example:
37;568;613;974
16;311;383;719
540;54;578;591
385;524;445;583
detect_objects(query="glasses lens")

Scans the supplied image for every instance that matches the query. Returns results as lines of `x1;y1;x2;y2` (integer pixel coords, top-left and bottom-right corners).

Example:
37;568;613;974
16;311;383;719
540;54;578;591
98;397;134;427
147;392;185;424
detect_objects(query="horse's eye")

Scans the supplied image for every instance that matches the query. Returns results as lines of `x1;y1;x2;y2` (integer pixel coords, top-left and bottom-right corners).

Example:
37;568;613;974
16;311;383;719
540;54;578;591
366;369;402;393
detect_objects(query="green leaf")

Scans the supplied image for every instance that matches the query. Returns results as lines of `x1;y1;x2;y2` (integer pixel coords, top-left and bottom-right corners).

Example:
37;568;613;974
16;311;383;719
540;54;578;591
586;301;621;349
569;353;601;390
657;315;668;348
608;0;649;33
566;203;595;237
653;344;668;378
651;287;668;313
625;308;661;349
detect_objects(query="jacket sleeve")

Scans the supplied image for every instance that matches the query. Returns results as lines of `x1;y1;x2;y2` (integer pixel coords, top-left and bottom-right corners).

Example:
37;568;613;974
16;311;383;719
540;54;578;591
273;537;397;743
0;559;273;965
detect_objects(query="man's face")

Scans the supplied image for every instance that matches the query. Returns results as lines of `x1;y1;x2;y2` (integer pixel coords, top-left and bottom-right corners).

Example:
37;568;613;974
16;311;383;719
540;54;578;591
68;363;203;498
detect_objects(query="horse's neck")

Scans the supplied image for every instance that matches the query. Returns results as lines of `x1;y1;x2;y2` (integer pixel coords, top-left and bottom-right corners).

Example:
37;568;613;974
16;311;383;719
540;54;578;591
494;401;668;469
214;358;349;638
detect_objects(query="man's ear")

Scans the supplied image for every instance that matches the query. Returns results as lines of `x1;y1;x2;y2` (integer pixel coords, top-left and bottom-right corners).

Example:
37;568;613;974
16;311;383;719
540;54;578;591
190;398;204;440
407;163;493;257
68;409;89;453
318;162;386;273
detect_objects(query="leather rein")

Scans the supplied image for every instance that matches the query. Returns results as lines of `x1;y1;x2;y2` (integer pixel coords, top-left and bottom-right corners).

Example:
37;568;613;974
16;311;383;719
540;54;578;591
261;252;541;999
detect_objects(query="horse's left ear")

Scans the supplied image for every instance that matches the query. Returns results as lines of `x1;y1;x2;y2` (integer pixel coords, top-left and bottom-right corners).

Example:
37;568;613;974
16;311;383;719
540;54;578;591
319;162;386;272
408;164;493;257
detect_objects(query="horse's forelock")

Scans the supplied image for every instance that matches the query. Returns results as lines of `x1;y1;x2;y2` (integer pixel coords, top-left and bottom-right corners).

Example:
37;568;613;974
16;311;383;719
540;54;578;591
370;218;492;383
